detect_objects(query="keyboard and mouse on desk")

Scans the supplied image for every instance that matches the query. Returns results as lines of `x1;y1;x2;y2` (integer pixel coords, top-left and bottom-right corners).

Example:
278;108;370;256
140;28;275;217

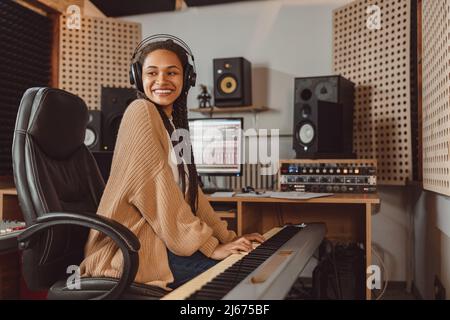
205;189;335;200
201;188;234;195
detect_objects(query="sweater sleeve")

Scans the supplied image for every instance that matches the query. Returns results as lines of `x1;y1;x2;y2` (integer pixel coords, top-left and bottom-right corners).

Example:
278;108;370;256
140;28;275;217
196;187;237;244
121;99;219;257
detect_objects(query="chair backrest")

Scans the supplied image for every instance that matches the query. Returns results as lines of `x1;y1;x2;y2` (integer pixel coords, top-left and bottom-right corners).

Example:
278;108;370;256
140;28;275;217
12;87;105;290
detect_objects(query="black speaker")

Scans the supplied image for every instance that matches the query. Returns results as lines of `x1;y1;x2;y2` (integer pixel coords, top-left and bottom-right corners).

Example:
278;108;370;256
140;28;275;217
293;75;355;159
84;110;102;151
213;57;252;107
101;87;136;151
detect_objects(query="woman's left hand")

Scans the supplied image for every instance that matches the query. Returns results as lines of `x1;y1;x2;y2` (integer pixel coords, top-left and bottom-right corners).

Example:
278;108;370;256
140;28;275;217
233;233;265;245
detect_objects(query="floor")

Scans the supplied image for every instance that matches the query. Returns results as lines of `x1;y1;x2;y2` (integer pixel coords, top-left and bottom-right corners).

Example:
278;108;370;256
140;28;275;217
286;278;418;300
372;284;417;300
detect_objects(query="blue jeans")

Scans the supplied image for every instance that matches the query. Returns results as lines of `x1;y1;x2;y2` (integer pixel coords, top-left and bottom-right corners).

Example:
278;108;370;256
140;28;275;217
166;249;218;289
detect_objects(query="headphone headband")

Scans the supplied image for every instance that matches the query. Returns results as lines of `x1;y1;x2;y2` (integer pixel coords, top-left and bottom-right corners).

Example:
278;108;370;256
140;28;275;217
131;34;196;72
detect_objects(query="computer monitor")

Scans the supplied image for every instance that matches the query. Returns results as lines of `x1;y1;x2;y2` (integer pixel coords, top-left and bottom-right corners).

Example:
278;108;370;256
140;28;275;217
188;117;243;176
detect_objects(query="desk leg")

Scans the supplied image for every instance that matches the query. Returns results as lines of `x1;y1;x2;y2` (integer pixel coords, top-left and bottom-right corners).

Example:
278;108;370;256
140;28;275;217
237;201;242;236
365;203;372;300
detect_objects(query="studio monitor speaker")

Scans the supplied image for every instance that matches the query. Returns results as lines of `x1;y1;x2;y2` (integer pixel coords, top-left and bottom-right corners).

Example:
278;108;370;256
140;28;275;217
101;87;136;151
293;75;355;159
213;57;252;107
84;110;102;151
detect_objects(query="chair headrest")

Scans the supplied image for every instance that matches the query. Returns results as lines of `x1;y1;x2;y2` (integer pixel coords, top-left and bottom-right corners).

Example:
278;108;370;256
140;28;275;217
26;88;88;159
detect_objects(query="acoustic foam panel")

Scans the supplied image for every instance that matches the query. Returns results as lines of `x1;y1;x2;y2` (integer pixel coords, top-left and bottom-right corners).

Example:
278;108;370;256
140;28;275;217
0;1;52;176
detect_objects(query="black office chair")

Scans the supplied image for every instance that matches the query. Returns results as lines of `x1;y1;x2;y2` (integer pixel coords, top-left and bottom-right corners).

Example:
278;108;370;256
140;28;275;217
12;87;168;299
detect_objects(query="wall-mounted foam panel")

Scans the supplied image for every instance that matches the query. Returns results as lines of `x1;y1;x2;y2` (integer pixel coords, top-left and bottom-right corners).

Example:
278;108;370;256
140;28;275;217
421;0;450;196
333;0;417;185
59;14;141;110
0;1;52;176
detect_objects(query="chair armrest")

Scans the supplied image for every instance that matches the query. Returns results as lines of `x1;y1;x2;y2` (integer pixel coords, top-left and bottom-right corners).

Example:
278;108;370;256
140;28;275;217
18;212;140;300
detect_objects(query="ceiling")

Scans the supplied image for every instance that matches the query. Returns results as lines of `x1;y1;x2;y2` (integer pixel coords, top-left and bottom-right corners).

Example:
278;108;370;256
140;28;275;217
90;0;258;17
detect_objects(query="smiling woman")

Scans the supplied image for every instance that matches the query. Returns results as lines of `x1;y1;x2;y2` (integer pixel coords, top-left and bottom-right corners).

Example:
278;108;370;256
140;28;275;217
134;38;199;213
80;35;264;291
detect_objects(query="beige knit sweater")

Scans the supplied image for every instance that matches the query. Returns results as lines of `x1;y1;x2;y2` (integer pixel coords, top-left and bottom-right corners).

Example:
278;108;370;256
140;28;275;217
80;99;236;290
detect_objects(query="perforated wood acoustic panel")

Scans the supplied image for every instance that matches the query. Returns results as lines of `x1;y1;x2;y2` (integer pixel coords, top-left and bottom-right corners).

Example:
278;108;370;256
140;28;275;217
421;0;450;195
333;0;414;185
59;14;141;110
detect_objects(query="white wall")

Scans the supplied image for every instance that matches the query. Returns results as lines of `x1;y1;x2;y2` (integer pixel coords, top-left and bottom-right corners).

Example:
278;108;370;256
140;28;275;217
124;0;352;159
123;0;424;285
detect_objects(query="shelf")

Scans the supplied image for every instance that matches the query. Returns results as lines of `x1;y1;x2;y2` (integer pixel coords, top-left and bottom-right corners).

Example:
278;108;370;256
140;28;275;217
189;105;269;114
215;211;236;219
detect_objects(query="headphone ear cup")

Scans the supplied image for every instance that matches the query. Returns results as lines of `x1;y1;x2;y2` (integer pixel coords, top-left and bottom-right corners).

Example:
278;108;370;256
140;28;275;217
190;69;197;87
129;68;135;86
183;63;196;92
130;62;144;92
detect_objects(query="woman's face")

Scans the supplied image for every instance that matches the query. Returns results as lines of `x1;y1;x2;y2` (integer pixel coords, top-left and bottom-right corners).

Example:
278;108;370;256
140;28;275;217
142;49;184;109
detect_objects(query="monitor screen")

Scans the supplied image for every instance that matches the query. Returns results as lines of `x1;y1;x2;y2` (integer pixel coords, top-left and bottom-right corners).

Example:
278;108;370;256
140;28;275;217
188;118;243;176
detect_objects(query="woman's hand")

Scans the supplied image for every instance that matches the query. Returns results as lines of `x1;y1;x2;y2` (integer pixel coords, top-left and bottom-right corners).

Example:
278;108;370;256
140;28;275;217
210;233;266;260
233;233;265;244
210;237;253;260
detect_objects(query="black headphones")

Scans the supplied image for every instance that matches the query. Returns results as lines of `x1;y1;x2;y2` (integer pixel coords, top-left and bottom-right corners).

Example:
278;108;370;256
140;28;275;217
129;34;197;94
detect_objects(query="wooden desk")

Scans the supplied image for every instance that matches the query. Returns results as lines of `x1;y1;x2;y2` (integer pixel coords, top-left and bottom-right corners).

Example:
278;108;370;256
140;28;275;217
0;187;20;221
0;187;380;300
206;193;380;300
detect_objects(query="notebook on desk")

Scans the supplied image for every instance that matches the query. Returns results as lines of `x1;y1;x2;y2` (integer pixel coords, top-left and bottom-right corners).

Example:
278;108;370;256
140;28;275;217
207;191;334;199
233;191;272;197
209;191;235;197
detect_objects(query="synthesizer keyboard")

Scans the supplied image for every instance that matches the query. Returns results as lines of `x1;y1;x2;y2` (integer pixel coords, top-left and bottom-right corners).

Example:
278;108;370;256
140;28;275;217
163;223;325;300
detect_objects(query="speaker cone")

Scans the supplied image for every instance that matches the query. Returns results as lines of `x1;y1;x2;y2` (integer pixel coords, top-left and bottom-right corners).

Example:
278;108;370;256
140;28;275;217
219;75;238;94
84;128;97;147
300;89;312;101
297;122;315;145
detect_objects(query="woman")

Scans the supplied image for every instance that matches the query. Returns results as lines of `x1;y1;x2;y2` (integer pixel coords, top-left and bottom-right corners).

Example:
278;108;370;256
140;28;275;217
80;36;264;290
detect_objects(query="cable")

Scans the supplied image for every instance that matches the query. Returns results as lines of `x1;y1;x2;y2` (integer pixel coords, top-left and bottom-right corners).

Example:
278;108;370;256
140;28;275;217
371;246;389;300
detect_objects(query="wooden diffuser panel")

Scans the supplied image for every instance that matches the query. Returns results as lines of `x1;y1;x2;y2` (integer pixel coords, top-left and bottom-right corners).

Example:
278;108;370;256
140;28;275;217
421;0;450;195
59;14;141;110
227;164;277;191
333;0;413;185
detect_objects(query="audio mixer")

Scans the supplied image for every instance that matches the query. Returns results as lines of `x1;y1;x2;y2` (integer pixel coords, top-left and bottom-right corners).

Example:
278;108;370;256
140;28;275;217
279;159;377;193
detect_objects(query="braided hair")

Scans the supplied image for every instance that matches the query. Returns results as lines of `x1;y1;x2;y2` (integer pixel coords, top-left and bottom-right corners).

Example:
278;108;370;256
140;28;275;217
135;40;199;214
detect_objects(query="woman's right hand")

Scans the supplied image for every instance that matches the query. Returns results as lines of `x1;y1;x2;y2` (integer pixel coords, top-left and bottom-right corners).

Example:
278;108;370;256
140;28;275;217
210;237;253;260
